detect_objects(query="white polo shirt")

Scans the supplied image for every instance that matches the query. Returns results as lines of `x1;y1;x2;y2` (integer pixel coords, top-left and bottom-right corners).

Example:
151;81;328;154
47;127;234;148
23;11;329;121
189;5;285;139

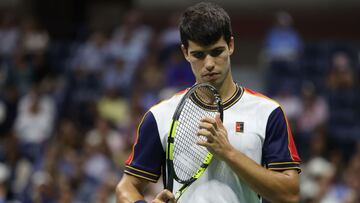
125;85;301;203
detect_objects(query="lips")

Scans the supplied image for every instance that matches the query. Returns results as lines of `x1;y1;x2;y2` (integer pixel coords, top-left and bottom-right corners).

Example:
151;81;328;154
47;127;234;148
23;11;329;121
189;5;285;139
202;72;220;80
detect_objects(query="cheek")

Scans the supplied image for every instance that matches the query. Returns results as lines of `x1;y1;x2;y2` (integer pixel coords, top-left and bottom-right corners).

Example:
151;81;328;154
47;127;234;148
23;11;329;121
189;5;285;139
216;55;230;68
190;61;203;73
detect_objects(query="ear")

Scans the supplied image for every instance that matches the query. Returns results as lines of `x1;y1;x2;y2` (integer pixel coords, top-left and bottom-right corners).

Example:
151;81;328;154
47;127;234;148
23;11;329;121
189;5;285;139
228;36;235;56
181;44;190;61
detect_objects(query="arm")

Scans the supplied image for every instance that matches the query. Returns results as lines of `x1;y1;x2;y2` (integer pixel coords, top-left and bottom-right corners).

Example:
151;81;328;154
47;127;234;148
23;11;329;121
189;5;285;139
223;149;299;203
116;175;176;203
120;158;173;202
116;174;149;203
117;111;165;202
198;114;299;203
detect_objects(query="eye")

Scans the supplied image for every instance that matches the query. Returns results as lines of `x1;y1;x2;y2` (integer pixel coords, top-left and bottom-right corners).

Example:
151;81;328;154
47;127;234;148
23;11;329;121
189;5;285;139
192;52;205;59
210;48;224;57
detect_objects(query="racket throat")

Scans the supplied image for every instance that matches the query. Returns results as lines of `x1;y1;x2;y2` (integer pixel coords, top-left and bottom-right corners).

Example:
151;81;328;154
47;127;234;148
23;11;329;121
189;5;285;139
175;179;195;201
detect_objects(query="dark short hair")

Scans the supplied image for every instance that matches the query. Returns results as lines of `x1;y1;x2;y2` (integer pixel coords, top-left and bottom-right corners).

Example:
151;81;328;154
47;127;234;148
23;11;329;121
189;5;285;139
179;2;233;49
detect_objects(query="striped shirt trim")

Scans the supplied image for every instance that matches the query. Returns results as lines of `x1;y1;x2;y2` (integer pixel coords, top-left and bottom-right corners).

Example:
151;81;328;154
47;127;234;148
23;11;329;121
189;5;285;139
268;162;301;166
124;171;158;183
125;165;159;177
124;166;160;182
267;162;301;173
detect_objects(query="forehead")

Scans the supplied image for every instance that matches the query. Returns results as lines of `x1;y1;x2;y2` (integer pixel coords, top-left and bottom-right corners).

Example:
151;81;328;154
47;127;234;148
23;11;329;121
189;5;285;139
187;37;227;51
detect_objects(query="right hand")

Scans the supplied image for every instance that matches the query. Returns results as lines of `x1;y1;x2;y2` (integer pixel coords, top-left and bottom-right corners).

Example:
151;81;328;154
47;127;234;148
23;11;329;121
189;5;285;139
151;190;176;203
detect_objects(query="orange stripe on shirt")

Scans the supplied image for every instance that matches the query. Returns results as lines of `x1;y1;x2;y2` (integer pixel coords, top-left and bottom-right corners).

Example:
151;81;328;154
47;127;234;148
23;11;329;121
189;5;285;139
245;87;301;162
125;111;150;165
278;106;301;162
175;88;189;96
244;87;271;100
285;118;301;162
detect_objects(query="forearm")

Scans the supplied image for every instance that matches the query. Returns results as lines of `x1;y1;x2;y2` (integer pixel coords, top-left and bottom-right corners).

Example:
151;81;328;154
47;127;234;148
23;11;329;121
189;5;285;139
223;148;299;203
116;175;146;203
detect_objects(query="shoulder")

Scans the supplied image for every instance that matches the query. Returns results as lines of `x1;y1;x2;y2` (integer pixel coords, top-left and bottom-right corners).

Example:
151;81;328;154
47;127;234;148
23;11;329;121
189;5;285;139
150;88;188;118
242;87;280;112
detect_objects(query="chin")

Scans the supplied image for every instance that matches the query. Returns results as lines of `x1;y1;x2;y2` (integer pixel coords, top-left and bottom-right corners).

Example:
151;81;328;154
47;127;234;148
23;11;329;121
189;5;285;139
208;80;221;88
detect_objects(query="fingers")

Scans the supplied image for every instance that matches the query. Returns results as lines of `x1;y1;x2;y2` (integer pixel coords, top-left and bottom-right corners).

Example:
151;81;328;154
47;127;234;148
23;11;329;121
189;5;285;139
201;114;224;129
200;117;218;130
151;190;175;203
197;140;213;148
215;113;224;128
198;122;216;134
197;128;215;143
199;114;224;136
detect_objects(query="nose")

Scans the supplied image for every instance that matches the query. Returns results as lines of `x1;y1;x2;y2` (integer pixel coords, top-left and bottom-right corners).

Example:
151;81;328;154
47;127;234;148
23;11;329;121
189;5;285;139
204;54;215;71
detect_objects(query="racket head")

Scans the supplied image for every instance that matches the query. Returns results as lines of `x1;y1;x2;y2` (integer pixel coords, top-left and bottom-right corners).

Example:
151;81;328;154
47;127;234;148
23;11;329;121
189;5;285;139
166;83;223;194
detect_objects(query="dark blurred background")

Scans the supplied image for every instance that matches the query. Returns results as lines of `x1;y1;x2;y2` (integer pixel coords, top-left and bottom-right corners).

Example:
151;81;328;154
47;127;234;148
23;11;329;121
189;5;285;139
0;0;359;202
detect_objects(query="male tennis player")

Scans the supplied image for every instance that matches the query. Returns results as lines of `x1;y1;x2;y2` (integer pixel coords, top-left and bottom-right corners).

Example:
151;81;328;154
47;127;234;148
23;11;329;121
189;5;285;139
116;2;301;203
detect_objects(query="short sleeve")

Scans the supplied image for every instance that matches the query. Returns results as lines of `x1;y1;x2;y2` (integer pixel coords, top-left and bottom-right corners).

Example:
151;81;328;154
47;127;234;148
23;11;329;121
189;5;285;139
262;107;301;172
124;111;165;182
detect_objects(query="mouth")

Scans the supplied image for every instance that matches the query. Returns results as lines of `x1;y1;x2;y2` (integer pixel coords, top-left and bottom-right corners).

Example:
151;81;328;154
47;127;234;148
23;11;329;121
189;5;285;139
202;72;220;81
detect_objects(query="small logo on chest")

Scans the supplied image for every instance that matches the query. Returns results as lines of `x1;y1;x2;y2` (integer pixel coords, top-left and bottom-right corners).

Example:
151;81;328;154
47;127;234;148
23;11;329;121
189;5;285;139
235;122;244;133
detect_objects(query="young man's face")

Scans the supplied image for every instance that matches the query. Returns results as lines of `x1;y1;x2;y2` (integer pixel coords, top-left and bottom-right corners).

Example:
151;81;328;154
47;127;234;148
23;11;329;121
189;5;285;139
182;36;234;88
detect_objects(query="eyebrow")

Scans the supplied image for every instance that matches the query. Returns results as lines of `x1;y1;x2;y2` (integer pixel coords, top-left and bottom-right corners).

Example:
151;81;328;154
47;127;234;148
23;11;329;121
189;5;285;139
189;46;226;54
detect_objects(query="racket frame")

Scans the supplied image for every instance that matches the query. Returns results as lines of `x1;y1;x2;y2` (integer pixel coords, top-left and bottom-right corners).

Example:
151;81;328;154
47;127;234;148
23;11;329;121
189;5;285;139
165;83;223;200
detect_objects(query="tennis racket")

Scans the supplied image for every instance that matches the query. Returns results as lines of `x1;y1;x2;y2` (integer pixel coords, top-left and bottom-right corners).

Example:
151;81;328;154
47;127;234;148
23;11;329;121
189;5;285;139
165;83;223;201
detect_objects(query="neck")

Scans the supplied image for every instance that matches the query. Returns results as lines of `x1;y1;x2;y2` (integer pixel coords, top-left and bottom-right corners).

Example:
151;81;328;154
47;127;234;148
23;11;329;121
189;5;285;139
217;74;237;102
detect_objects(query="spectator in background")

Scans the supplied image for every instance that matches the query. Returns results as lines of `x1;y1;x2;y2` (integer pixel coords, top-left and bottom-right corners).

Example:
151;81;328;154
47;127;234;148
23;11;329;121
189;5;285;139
86;117;127;165
0;163;11;202
20;18;50;80
297;81;329;134
97;88;130;130
106;9;153;92
157;12;181;63
14;81;56;169
0;14;19;58
325;51;359;156
326;51;357;92
158;13;181;48
0;14;20;88
53;119;82;181
31;170;57;203
76;129;113;203
8;53;34;95
343;151;360;202
163;47;195;90
300;155;357;203
131;54;164;113
71;31;109;103
20;18;49;56
273;84;302;121
263;11;303;96
305;127;328;161
33;118;83;203
0;84;19;138
264;11;303;62
296;82;329;159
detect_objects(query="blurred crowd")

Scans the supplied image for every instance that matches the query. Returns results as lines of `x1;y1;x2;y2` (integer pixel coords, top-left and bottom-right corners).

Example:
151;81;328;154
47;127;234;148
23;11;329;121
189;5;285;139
0;8;359;203
263;12;360;203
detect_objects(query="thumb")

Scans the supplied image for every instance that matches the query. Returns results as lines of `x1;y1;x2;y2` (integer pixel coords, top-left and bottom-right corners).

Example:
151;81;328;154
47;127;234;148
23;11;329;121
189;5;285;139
215;113;224;128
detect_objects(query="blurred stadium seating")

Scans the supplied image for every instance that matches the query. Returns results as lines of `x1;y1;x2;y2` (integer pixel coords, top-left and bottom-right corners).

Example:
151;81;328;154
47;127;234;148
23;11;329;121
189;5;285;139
0;0;359;202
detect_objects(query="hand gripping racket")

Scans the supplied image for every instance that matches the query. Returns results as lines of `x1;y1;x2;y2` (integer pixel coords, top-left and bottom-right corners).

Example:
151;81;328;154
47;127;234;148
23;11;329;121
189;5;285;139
165;83;223;201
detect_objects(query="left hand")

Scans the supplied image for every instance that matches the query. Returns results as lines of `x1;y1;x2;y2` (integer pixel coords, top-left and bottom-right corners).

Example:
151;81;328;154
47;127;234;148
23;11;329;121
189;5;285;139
197;113;233;159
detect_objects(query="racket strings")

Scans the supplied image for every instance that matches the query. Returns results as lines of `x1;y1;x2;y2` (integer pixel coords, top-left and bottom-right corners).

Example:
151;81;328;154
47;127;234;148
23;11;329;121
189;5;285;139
173;88;216;182
195;87;215;104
